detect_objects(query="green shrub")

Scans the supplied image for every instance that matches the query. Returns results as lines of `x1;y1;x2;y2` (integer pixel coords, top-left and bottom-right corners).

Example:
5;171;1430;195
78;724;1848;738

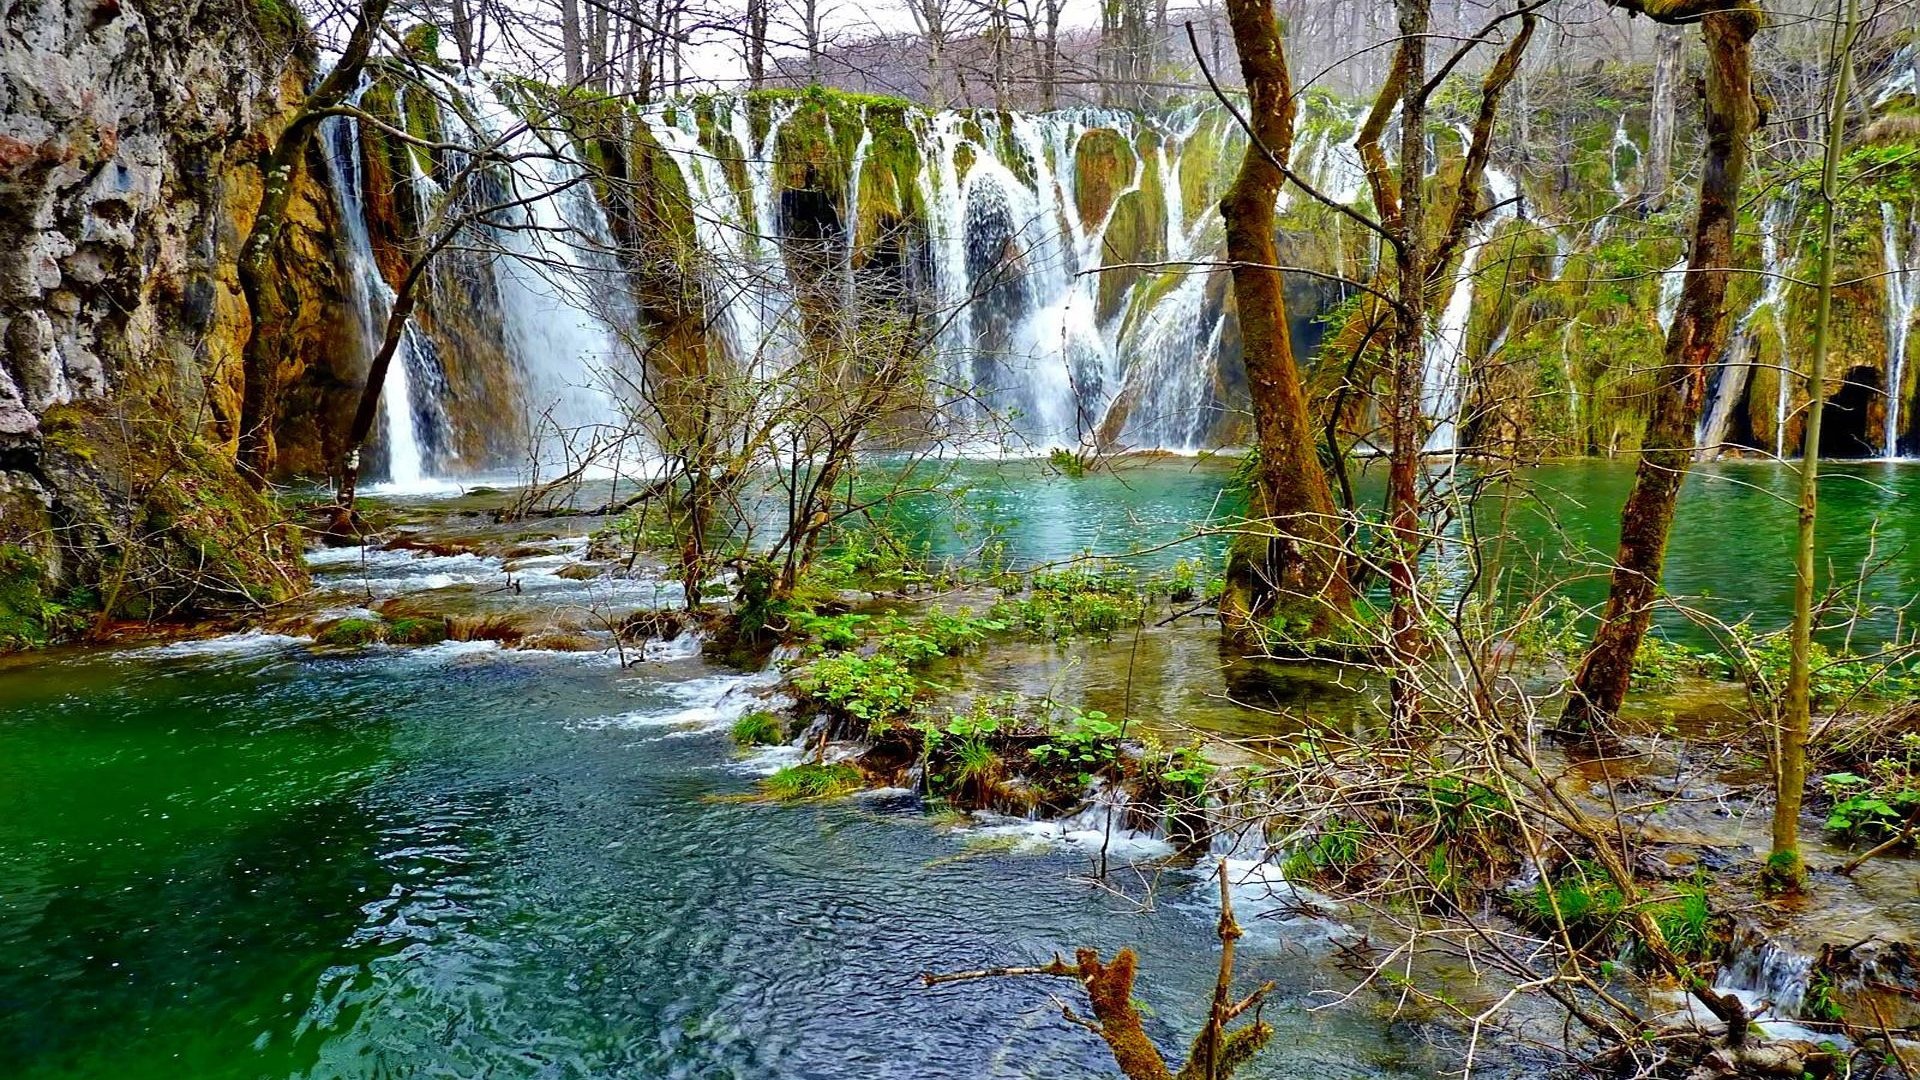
991;568;1145;641
760;762;864;800
0;545;87;649
1649;879;1716;961
1281;818;1366;881
731;711;787;747
1511;862;1625;936
793;650;919;726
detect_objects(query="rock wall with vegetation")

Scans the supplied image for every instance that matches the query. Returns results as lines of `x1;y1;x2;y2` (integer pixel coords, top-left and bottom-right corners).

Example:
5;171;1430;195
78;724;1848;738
0;0;329;646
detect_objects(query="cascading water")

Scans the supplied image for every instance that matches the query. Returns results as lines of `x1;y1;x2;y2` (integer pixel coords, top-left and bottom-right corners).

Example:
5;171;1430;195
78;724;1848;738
1422;138;1518;453
1657;257;1687;333
1696;200;1792;458
318;84;448;491
334;88;1534;461
465;76;632;473
1881;202;1919;458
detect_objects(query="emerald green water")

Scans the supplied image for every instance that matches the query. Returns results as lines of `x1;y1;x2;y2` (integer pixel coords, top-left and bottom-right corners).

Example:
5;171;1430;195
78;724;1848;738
889;457;1920;645
3;459;1915;1078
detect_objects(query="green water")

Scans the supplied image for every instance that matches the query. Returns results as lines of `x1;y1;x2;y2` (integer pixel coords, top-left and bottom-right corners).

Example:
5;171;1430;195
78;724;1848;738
4;458;1916;1078
888;457;1920;644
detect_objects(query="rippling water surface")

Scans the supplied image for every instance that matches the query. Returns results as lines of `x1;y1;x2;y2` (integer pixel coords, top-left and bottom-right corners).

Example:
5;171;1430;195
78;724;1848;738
0;637;1433;1079
6;458;1917;1078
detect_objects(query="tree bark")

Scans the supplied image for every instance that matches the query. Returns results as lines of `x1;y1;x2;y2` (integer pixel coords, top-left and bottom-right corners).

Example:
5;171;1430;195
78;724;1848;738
1216;0;1353;644
1562;0;1762;729
562;0;584;84
1383;0;1430;723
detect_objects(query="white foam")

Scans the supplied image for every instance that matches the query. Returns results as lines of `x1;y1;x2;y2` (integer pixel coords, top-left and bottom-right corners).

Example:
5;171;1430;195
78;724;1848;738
130;631;310;659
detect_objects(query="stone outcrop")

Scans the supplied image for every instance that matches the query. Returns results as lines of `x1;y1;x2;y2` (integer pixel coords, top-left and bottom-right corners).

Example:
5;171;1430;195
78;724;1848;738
1;0;339;637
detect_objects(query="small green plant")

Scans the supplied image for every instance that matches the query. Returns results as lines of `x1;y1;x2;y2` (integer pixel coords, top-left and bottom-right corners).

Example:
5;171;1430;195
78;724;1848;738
731;711;786;747
790;610;871;650
1822;771;1920;842
1028;707;1123;784
1648;879;1717;961
1510;862;1625;935
1804;970;1846;1022
1281;818;1366;881
760;762;865;800
1157;745;1215;797
1632;633;1723;690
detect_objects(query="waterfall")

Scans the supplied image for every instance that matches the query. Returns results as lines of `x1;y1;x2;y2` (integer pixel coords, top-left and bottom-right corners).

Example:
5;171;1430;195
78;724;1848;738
1422;144;1518;453
317;87;447;491
1761;202;1794;458
331;88;1523;462
460;76;631;476
1881;202;1918;458
1696;200;1792;458
1657;258;1687;332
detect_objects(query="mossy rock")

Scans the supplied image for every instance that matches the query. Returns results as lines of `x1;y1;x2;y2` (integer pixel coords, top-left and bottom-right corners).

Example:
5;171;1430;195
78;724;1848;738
1073;127;1137;226
318;617;389;646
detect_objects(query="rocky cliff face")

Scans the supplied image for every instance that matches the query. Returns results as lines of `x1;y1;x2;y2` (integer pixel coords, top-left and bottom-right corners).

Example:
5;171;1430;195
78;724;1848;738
0;0;342;642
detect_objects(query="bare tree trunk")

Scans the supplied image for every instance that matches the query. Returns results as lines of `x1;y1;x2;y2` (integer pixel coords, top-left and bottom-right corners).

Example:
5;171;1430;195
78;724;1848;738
450;0;478;67
746;0;768;89
1563;0;1762;730
1384;0;1430;725
806;0;823;83
1775;0;1859;892
1645;24;1683;206
562;0;584;84
1042;0;1062;108
587;0;609;90
1215;0;1353;644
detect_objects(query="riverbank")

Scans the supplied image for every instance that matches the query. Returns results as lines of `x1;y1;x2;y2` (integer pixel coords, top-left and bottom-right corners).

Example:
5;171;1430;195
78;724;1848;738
6;463;1920;1078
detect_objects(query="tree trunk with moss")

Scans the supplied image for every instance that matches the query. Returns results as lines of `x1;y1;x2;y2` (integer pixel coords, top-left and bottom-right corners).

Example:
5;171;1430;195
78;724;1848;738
1216;0;1352;646
1563;0;1761;730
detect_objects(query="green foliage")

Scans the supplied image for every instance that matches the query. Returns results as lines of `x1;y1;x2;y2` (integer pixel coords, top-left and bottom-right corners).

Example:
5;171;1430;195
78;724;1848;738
992;566;1146;641
1822;767;1920;842
1725;626;1920;708
760;762;864;800
1157;745;1215;796
1281;819;1366;881
1804;971;1846;1023
1028;707;1121;774
1510;862;1626;936
731;710;787;747
793;650;919;726
0;545;88;650
1649;879;1717;962
1631;633;1725;690
1047;447;1089;478
790;610;871;650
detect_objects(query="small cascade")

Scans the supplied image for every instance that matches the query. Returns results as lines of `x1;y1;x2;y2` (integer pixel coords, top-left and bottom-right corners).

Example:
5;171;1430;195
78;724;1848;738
317;87;449;490
1697;200;1792;458
1657;257;1687;333
1881;202;1919;457
1421;140;1518;453
1762;201;1794;458
1608;117;1637;202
